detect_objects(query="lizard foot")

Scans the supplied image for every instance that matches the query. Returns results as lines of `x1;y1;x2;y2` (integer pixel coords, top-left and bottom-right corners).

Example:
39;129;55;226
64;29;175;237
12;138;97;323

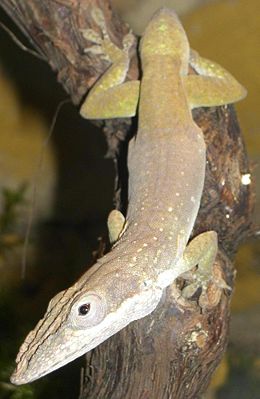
181;261;231;309
81;7;135;64
176;231;230;309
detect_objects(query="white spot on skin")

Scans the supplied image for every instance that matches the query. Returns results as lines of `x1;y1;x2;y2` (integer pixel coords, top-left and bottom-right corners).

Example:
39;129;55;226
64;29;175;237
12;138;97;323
153;236;158;241
181;171;184;175
168;207;173;212
159;228;164;232
191;196;195;203
176;192;180;197
241;173;251;185
174;216;178;221
226;214;230;219
132;256;137;262
137;248;143;252
143;243;148;247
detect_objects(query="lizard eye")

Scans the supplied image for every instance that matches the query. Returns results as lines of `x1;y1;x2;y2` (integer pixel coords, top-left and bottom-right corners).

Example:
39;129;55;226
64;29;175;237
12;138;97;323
78;303;91;315
71;293;106;329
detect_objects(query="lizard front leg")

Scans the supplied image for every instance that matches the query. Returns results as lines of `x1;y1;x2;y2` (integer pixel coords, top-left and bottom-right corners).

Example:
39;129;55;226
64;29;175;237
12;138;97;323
80;8;140;119
183;50;247;108
176;231;229;306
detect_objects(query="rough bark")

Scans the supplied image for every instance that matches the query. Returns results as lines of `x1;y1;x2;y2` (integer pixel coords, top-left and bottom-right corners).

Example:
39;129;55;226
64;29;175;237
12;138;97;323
1;1;254;398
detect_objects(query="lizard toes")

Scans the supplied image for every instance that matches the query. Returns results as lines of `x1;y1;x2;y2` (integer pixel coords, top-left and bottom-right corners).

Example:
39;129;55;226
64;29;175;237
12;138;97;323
181;281;199;299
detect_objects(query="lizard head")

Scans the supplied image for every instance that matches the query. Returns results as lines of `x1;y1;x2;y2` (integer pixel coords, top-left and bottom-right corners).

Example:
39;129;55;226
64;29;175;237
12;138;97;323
10;257;162;385
140;7;190;74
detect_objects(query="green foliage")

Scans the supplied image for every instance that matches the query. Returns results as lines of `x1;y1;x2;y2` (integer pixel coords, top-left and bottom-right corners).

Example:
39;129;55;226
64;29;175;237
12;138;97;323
0;185;27;256
0;364;34;399
0;381;34;399
0;185;27;233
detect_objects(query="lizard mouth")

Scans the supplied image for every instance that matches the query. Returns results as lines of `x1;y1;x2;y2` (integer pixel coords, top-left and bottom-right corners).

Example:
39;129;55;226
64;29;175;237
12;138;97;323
11;340;92;385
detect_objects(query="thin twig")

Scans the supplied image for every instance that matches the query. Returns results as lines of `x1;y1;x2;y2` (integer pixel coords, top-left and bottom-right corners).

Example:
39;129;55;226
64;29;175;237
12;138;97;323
0;21;46;61
21;98;71;279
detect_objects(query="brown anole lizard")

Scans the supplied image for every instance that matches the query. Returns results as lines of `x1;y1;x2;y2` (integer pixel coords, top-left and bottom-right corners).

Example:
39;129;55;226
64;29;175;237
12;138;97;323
11;8;246;385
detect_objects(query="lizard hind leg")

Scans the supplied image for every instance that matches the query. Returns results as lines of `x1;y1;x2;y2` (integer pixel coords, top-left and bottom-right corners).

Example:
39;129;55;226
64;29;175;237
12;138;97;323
80;7;140;120
184;50;247;109
80;80;140;119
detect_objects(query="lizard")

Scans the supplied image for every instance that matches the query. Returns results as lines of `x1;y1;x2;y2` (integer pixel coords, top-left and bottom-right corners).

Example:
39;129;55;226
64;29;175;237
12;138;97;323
10;7;246;385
